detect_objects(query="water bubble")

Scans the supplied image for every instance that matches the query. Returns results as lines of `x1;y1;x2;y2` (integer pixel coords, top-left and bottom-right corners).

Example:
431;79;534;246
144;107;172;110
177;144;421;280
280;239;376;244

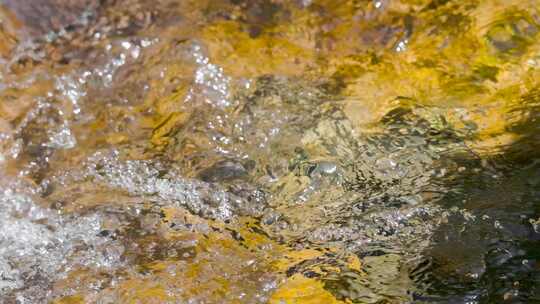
44;124;76;149
395;39;408;52
191;44;232;108
83;152;263;220
0;186;123;301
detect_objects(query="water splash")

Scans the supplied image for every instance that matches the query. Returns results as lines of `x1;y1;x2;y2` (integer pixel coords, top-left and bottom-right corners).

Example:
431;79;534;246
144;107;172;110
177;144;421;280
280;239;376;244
0;186;123;302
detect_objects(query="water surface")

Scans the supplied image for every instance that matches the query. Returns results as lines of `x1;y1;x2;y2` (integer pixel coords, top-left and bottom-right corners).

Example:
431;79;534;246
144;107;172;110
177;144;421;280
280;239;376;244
0;0;539;303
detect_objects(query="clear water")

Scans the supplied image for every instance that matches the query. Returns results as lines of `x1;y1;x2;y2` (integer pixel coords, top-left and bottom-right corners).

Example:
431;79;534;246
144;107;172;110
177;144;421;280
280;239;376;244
0;0;539;303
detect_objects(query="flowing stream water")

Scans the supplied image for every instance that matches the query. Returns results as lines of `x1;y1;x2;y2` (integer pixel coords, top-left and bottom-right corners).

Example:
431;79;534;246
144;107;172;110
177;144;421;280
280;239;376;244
0;0;539;303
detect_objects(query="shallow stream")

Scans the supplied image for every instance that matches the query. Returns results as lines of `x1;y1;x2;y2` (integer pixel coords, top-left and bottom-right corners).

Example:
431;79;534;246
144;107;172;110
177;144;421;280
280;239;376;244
0;0;539;303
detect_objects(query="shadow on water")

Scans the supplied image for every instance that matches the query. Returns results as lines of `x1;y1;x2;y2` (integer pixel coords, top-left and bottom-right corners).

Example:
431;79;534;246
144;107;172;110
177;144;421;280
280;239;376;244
413;91;540;303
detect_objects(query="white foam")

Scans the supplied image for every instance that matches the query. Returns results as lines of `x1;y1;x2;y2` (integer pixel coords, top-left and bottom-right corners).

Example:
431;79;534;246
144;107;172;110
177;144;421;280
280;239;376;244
84;152;251;220
0;187;123;301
